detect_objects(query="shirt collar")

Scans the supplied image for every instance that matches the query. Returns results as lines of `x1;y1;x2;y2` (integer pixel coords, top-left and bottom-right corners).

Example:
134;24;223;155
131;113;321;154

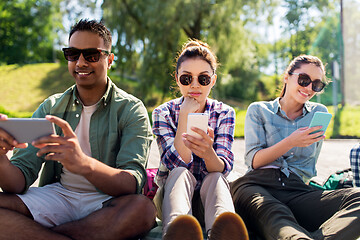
72;77;113;107
274;97;311;119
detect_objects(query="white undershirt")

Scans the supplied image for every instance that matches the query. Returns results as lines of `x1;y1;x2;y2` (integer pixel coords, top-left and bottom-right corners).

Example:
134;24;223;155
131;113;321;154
60;103;98;192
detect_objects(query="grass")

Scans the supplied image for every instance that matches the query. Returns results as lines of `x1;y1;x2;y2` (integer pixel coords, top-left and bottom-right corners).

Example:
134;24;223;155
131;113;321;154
0;63;360;138
0;63;74;112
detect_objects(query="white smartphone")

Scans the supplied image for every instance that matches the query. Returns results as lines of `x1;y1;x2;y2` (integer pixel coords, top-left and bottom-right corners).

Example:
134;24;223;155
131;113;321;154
0;118;56;143
309;112;332;136
187;113;208;138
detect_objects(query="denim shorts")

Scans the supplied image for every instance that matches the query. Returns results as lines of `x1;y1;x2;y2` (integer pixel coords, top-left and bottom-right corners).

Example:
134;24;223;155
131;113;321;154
17;182;112;227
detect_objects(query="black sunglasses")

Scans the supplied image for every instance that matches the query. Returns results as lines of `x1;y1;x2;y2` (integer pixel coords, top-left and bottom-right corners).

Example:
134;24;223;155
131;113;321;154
289;72;326;92
179;74;212;86
62;47;110;62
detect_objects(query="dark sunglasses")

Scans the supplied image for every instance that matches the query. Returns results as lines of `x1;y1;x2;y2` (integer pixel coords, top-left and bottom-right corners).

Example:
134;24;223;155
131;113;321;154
289;72;326;92
179;74;212;86
62;47;110;62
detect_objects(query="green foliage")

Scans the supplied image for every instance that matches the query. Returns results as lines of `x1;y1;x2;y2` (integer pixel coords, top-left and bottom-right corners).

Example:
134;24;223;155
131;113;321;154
0;0;63;64
101;0;279;106
234;108;246;138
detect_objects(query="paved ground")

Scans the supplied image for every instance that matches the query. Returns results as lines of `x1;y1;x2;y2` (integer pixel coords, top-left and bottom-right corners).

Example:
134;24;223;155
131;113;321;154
22;138;358;187
148;139;359;184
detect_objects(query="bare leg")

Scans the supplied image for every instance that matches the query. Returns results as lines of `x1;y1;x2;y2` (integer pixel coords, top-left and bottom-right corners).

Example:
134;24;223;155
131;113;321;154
52;194;157;240
0;193;71;240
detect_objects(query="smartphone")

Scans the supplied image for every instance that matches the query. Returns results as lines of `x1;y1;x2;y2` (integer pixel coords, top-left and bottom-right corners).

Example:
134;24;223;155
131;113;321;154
0;118;56;143
309;112;332;135
187;113;208;138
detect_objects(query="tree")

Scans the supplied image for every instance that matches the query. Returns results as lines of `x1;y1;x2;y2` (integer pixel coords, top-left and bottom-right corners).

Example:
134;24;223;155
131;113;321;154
0;0;62;64
101;0;278;104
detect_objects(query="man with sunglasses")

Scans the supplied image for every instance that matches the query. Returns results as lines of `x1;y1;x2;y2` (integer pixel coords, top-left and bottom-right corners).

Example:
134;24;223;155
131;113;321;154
0;19;156;239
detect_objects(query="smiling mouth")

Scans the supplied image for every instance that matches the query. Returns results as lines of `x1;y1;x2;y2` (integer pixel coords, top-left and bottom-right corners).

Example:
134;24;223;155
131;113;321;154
299;90;311;97
76;71;92;76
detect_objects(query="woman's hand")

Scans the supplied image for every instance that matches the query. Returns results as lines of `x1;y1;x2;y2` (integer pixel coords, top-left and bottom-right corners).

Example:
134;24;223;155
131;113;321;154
179;97;200;115
182;127;225;172
182;126;214;159
287;126;325;148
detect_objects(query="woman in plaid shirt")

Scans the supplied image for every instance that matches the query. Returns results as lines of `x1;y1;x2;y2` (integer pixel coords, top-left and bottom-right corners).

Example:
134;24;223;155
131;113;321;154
152;39;248;240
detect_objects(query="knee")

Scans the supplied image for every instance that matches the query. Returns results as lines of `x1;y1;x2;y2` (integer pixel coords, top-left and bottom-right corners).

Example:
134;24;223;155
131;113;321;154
167;167;194;183
169;167;188;177
108;194;156;221
203;172;223;183
342;188;360;205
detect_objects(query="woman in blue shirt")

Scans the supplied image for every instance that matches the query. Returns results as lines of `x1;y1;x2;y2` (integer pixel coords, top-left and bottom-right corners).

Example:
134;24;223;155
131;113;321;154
231;55;360;240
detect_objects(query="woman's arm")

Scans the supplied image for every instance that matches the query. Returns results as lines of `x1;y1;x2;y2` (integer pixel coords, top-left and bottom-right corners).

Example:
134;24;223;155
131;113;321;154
182;106;235;173
245;103;325;169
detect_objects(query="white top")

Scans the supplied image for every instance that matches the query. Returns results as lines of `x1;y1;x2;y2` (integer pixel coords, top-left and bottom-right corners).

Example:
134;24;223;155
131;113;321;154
60;103;98;192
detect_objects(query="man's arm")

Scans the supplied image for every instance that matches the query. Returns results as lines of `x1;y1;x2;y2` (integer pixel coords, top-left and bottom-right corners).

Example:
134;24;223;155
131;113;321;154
0;114;28;193
33;115;138;196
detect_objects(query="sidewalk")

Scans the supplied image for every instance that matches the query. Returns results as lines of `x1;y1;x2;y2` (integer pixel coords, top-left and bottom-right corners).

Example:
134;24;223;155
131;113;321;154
26;138;359;187
148;139;359;183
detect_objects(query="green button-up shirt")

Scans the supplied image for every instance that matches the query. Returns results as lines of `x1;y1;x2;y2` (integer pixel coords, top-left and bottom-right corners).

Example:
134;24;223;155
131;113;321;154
11;78;152;194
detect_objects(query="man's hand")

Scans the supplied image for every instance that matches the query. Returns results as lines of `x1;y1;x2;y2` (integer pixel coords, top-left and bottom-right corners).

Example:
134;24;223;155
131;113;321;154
32;115;93;176
0;114;27;155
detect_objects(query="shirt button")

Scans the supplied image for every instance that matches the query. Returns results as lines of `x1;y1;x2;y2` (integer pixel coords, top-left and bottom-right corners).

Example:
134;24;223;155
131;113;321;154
292;122;295;125
291;152;294;155
278;178;281;181
104;103;107;106
76;114;79;118
282;183;285;187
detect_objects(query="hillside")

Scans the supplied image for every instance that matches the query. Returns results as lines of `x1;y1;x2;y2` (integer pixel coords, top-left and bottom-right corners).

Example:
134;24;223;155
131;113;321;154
0;63;74;113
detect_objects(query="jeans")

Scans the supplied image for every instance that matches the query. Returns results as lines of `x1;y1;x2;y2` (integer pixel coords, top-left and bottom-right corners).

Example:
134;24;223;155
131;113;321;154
230;168;360;240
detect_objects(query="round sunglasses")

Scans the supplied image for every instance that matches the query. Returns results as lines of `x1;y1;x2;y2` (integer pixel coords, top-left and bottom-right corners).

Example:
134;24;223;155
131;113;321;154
62;47;110;62
179;74;213;86
289;72;326;92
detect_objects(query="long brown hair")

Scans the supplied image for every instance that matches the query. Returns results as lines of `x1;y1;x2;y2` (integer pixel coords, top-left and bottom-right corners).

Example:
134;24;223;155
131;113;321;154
279;55;328;97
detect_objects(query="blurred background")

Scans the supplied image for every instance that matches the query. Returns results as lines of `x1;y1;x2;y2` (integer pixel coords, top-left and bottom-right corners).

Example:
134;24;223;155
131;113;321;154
0;0;359;138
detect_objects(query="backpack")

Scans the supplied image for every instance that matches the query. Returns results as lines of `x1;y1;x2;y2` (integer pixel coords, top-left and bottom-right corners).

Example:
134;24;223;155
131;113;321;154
309;168;354;190
143;168;159;200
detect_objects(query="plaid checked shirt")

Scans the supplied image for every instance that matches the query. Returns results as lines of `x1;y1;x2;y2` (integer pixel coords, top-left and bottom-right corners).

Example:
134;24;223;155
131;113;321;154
152;97;235;190
350;143;360;187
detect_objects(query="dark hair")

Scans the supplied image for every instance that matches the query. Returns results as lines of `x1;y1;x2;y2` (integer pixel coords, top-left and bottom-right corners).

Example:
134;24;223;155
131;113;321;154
175;39;218;75
279;55;329;97
69;19;112;50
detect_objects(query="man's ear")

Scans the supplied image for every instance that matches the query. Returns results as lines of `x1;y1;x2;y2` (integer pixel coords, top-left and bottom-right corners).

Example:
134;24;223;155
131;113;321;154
108;53;114;69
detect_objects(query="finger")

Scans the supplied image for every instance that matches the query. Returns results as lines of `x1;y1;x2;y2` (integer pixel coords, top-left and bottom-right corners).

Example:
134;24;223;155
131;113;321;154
0;114;8;120
0;127;19;146
191;127;208;138
311;132;325;140
183;132;203;145
45;115;75;137
32;134;65;148
0;137;15;150
307;126;323;133
36;144;64;157
0;147;8;155
207;127;214;139
44;152;62;161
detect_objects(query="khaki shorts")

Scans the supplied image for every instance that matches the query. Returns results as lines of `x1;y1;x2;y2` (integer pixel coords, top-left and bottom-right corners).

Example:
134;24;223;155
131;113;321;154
17;182;112;227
